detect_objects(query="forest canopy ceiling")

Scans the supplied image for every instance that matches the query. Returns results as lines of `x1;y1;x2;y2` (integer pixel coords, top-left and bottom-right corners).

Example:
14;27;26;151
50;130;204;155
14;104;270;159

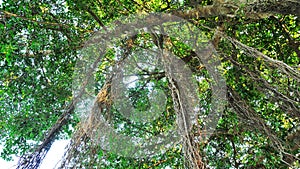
0;0;299;168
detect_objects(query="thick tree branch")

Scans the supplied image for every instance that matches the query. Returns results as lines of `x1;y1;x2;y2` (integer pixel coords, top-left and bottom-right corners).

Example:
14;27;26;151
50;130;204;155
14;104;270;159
245;0;300;17
172;0;300;20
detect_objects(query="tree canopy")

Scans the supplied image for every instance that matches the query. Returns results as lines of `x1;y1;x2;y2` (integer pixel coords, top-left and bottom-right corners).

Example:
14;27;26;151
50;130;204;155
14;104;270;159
0;0;299;168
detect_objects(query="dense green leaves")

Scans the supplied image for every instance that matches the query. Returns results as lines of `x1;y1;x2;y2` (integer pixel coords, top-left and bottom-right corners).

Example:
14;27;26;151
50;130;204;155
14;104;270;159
1;0;299;168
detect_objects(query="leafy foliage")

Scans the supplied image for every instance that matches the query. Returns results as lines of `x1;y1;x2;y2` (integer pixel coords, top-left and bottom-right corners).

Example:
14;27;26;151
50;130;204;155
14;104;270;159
0;0;299;168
